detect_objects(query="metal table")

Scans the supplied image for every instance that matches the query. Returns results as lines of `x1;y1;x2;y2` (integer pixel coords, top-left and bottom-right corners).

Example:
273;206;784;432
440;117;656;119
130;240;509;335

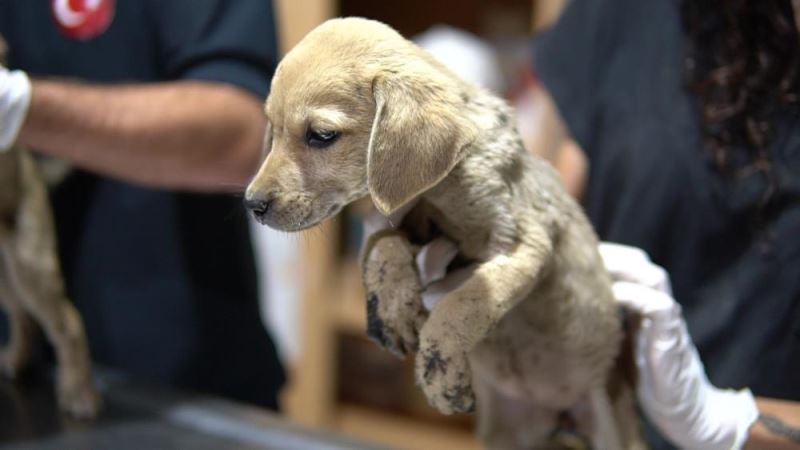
0;368;386;450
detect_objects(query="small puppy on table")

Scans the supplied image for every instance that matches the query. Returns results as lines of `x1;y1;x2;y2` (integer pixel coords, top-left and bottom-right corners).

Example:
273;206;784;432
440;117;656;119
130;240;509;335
246;18;643;449
0;37;100;418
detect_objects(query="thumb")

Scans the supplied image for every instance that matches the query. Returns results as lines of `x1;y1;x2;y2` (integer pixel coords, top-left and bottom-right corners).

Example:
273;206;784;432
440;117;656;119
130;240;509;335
612;281;681;326
599;242;673;295
415;237;459;287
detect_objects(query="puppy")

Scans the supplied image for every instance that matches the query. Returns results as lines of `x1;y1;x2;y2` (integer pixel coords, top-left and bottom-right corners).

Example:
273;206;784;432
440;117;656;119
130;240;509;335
246;18;643;449
0;38;100;418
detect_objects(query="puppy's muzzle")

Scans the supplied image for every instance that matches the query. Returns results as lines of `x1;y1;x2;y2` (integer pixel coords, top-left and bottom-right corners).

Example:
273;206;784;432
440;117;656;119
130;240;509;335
244;192;275;224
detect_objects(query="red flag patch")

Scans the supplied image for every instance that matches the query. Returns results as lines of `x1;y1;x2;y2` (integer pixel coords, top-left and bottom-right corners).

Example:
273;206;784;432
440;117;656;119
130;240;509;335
51;0;115;41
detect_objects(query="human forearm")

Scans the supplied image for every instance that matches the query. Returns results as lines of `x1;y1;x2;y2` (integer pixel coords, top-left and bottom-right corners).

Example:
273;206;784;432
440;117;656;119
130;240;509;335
18;79;265;191
600;244;800;450
746;397;800;450
521;86;587;198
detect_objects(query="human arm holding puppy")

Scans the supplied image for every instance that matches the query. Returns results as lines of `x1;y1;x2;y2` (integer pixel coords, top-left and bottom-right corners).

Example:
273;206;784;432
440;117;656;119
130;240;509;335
600;243;800;450
0;64;264;191
514;0;800;445
0;0;276;192
522;83;800;450
520;70;800;450
20;79;265;191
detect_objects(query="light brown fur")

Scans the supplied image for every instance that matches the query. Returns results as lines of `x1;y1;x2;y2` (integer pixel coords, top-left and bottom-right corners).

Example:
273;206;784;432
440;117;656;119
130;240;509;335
0;38;100;418
246;18;644;449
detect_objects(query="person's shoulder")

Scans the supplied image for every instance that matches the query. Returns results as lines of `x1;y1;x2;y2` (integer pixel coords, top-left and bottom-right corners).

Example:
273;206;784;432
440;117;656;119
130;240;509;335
147;0;278;97
532;0;685;147
536;0;679;51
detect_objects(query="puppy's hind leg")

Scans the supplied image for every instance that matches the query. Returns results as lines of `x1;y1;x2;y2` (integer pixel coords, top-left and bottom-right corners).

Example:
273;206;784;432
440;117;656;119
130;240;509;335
568;385;646;450
608;382;648;450
0;268;37;379
576;318;647;450
473;368;583;450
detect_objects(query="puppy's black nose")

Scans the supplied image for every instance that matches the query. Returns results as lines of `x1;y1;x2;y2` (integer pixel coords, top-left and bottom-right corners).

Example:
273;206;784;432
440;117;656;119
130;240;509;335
244;195;274;218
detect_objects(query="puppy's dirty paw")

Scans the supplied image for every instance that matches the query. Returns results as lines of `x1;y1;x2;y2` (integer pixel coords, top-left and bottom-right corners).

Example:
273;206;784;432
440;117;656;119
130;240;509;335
362;233;427;357
366;292;426;356
58;376;102;419
415;340;475;414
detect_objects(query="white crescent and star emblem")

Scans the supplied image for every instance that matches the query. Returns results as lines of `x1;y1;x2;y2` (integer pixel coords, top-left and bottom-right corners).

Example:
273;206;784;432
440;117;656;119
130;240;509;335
51;0;115;41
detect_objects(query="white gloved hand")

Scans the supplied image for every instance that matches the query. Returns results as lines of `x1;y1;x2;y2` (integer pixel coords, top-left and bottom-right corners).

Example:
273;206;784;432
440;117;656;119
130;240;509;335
0;64;31;152
361;206;473;312
599;242;759;450
414;237;476;311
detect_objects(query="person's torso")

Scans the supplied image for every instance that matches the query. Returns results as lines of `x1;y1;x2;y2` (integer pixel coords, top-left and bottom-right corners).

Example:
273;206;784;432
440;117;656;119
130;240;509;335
1;0;159;81
0;1;282;406
579;0;800;400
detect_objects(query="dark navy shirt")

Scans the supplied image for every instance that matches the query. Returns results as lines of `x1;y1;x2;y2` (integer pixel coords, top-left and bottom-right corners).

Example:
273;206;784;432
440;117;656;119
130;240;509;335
0;0;284;409
534;0;800;447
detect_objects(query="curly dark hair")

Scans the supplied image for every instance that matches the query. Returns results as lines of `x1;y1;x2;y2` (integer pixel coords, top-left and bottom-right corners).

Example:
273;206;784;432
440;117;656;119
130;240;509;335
681;0;800;207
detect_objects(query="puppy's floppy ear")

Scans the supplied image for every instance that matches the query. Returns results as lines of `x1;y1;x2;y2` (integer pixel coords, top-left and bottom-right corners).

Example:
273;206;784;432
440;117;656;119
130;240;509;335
367;72;478;216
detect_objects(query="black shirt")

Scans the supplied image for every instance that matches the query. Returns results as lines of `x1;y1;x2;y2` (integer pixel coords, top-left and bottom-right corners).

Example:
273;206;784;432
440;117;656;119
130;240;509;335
0;0;285;409
534;0;799;445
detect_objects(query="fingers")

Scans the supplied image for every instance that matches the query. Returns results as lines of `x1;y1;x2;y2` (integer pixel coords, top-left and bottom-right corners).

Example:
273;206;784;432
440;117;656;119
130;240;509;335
415;237;459;286
599;242;651;268
601;248;760;450
0;67;32;151
612;281;675;317
421;264;477;310
600;242;673;295
415;236;471;311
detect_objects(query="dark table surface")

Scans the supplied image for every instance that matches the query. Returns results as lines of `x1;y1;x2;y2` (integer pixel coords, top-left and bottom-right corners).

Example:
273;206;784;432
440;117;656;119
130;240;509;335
0;367;386;450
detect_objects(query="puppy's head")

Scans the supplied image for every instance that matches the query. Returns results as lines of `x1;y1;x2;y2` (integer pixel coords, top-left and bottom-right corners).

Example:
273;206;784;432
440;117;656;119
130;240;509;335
245;18;479;231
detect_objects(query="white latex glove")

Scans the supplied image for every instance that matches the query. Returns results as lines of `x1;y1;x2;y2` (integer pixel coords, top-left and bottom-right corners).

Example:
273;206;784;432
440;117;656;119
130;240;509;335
0;64;32;152
599;242;759;450
361;208;474;311
414;238;476;311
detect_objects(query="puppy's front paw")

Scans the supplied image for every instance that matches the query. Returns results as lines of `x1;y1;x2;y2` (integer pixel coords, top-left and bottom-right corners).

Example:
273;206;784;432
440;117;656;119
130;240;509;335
415;339;475;414
58;374;102;419
366;291;426;356
363;233;427;356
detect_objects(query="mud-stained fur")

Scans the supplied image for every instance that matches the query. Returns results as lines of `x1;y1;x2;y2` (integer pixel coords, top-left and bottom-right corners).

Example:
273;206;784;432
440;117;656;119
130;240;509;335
246;18;645;449
0;37;100;418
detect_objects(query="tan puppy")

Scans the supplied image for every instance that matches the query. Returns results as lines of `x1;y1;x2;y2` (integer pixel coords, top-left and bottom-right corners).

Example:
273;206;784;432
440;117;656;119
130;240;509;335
246;18;643;449
0;38;100;418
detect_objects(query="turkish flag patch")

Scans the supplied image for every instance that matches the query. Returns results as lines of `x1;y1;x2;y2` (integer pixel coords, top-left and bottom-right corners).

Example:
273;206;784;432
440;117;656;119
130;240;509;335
51;0;115;41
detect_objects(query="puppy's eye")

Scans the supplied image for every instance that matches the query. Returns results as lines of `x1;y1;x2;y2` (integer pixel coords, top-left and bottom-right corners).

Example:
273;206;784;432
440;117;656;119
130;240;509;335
306;129;340;148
